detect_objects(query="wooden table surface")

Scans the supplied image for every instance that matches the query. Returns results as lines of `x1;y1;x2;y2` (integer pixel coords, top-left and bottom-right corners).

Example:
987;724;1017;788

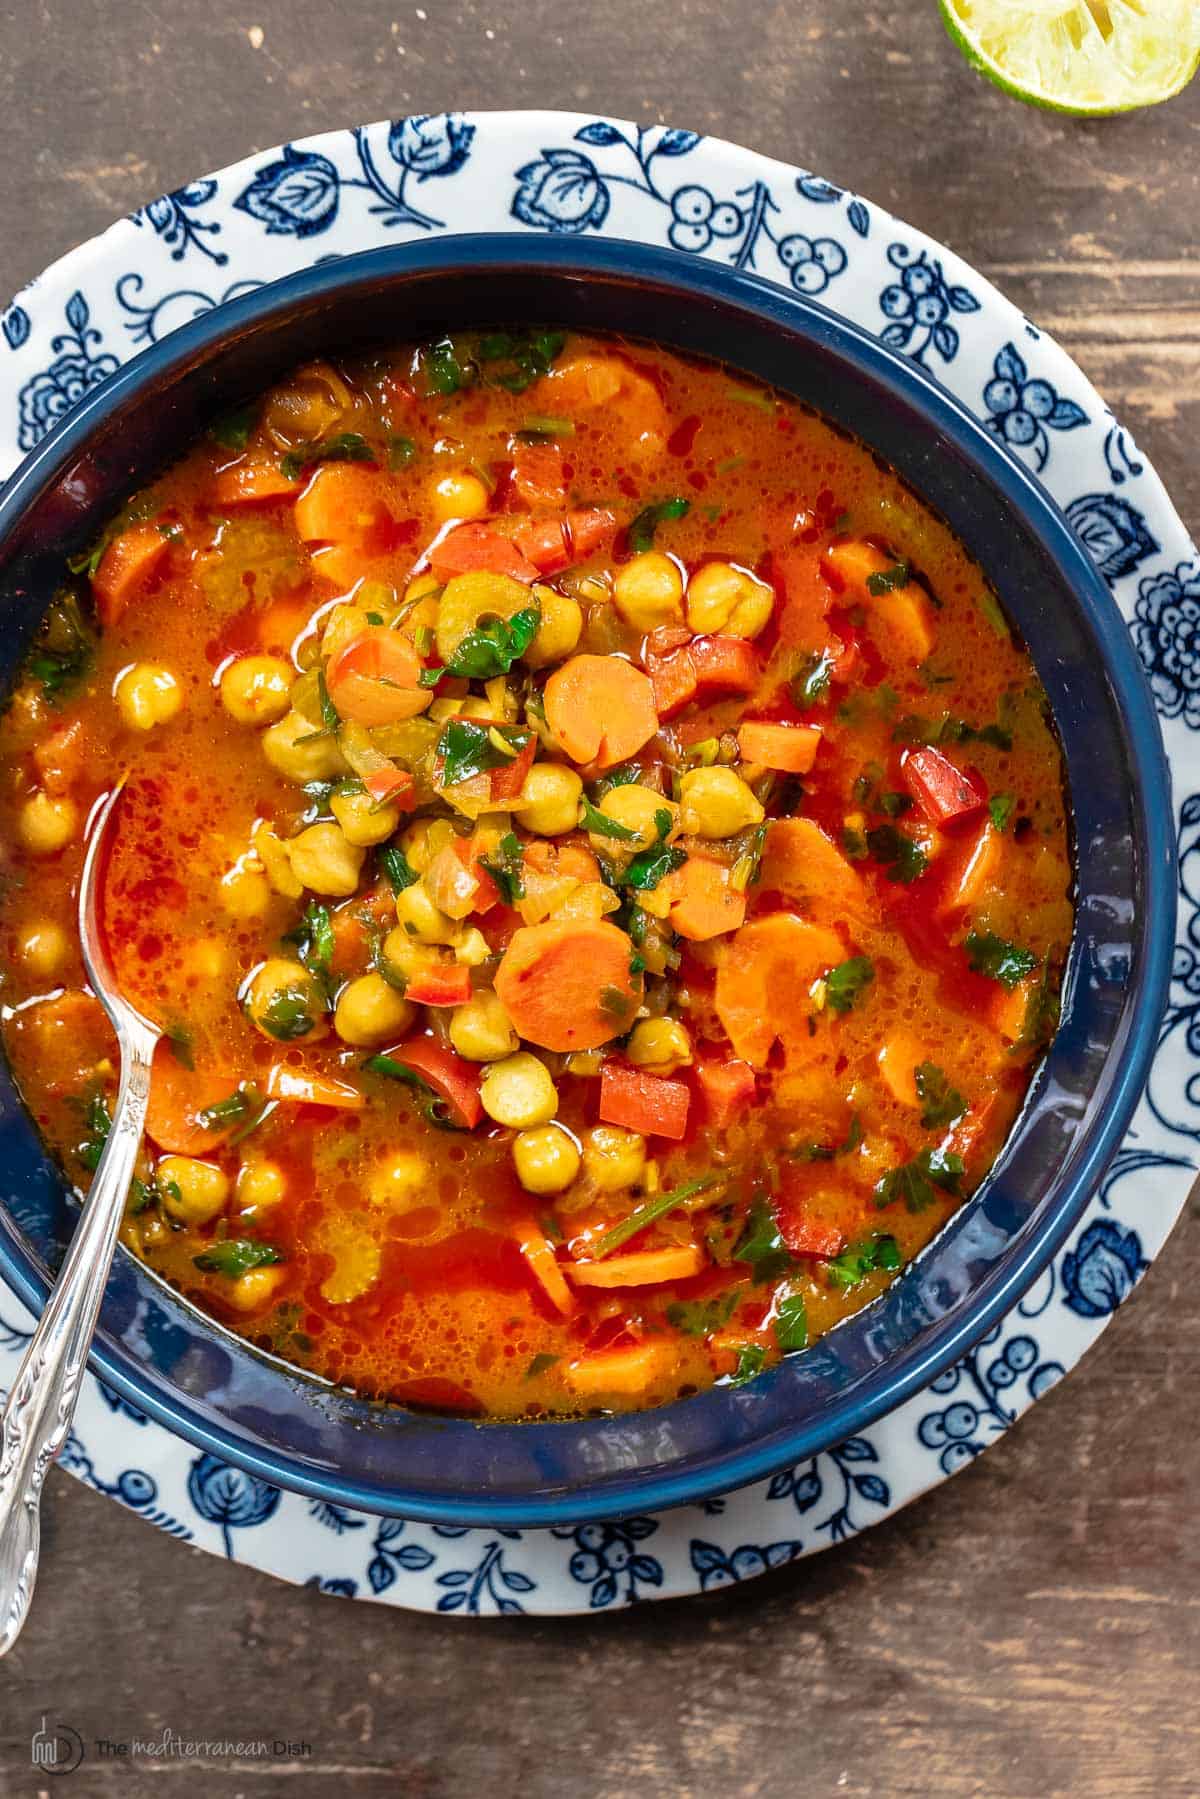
0;5;1196;1794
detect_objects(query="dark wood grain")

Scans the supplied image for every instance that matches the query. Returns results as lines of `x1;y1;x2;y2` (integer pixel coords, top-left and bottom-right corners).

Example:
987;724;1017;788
0;4;1196;1794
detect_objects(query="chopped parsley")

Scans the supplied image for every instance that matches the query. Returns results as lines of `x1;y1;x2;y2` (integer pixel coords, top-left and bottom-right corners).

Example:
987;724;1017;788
478;832;525;906
418;337;469;395
988;792;1017;833
257;982;319;1042
791;1114;862;1163
598;983;639;1027
279;432;373;480
590;1174;727;1259
193;1238;283;1277
619;842;686;891
196;1089;254;1130
78;1092;112;1171
378;845;419;894
666;1288;742;1337
432;605;540;681
208;403;256;450
23;589;94;702
793;648;835;710
437;719;531;788
914;1062;967;1131
774;1292;809;1352
627;496;689;554
824;956;875;1014
892;711;1013;752
730;1345;767;1386
964;930;1039;990
733;1196;793;1286
825;1234;902;1291
578;795;640;841
865;558;911;596
292;899;334;977
524;1352;560;1380
477;328;567;393
387;434;416;469
875;1147;965;1213
865;824;928;885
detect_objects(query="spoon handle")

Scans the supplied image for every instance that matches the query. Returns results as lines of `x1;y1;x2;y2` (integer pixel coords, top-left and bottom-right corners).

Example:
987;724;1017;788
0;1019;156;1655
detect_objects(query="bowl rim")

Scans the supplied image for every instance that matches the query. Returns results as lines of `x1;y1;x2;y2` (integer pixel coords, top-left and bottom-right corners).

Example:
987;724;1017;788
0;234;1177;1524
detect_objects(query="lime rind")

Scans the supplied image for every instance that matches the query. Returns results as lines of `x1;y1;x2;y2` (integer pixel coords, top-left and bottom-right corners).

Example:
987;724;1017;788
939;0;1200;115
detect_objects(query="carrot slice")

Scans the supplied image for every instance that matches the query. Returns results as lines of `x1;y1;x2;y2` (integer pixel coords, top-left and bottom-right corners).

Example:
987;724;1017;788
213;456;298;508
264;1065;365;1109
695;1056;756;1129
567;1244;705;1287
543;654;659;770
326;627;430;725
494;918;642;1051
713;913;845;1066
294;461;382;544
145;1046;243;1155
662;855;746;942
515;1220;576;1315
646;646;698;720
689;635;761;697
92;525;169;628
758;817;873;925
429;522;538;584
876;1030;928;1108
599;1062;691;1140
823;539;935;662
736;720;822;775
565;1341;670;1395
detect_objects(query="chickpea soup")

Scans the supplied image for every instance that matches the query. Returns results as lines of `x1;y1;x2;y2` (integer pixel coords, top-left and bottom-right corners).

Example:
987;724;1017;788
0;330;1073;1418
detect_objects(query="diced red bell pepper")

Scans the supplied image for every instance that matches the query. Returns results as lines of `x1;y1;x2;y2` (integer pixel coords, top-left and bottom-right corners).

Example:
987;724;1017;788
689;634;761;697
598;1061;691;1141
404;964;473;1008
488;732;536;803
901;746;987;826
774;1202;844;1260
362;765;417;809
429;522;538;584
512;441;569;509
695;1056;756;1130
383;1035;483;1128
513;507;615;576
646;646;699;719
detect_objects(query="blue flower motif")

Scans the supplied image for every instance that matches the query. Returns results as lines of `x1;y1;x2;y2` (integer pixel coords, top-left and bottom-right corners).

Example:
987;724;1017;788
186;1453;281;1557
690;1538;802;1591
1131;561;1200;727
16;289;118;452
512;149;610;235
305;1575;359;1598
982;342;1088;472
878;244;979;367
1061;1219;1148;1318
667;183;742;253
234;145;341;238
133;180;226;265
387;113;474;178
1066;492;1159;584
777;232;847;296
557;1518;662;1609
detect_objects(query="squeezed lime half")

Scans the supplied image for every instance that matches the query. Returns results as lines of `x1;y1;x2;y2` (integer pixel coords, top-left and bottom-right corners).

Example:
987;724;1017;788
940;0;1200;114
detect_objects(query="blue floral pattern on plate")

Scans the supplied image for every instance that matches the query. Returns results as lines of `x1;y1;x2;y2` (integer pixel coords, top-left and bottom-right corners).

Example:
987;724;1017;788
0;109;1194;1616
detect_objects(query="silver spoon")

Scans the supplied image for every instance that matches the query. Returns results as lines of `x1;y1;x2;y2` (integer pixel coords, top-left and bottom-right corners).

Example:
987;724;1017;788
0;780;160;1654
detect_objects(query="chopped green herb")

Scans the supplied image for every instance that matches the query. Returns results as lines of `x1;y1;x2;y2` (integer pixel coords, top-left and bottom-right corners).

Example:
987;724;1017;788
387;434;416;469
193;1238;283;1277
879;790;913;819
479;831;525;906
524;1352;560;1380
619;842;686;892
419;337;469;396
317;668;339;733
66;525;119;579
363;1054;464;1130
978;590;1011;639
578;795;639;841
825;1233;902;1290
78;1092;112;1170
519;414;574;439
842;825;868;861
793;648;835;710
875;1147;965;1213
298;900;334;975
378;845;419;894
279;432;373;481
164;1021;195;1070
437;719;531;788
477;328;567;394
209;404;257;450
733;1196;793;1286
196;1089;252;1130
258;983;318;1042
824;956;875;1015
730;1344;768;1385
728;384;777;414
988;792;1016;833
792;1114;862;1163
627;496;689;555
590;1174;728;1259
444;605;541;680
866;824;928;885
893;712;1013;752
914;1062;967;1130
23;589;94;702
599;984;639;1027
865;559;911;596
964;930;1038;990
1017;961;1062;1052
666;1287;742;1337
774;1292;809;1352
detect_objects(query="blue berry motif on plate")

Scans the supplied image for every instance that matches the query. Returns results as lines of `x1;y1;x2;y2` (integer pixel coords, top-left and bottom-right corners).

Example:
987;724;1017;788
690;1538;802;1591
1061;1220;1149;1319
186;1453;281;1557
554;1518;663;1608
133;180;227;265
1131;560;1200;727
916;1329;1063;1476
879;245;979;366
16;290;118;451
982;342;1088;472
1066;491;1159;583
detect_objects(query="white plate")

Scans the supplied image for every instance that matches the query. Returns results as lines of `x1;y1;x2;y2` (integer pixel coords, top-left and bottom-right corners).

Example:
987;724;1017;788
0;110;1195;1615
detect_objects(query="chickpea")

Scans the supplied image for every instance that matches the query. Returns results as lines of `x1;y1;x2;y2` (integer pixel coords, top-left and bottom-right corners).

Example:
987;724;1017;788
430;469;490;523
368;1149;430;1209
513;1124;581;1195
400;816;456;874
626;1016;693;1076
157;1155;230;1225
219;654;293;724
480;1052;559;1129
678;766;765;839
225;1264;286;1312
244;957;327;1043
17;921;69;979
333;973;415;1048
405;570;442;605
515;763;583;836
612;552;685;631
251;822;303;899
183;937;231;981
218;862;274;919
449;990;519;1062
287;821;365;897
115;662;184;732
583;1125;646;1193
524;585;583;668
330;786;402;847
261;709;347;784
18;790;77;855
685;562;774;639
380;926;438;985
236;1159;286;1214
595;782;679;851
393;879;459;945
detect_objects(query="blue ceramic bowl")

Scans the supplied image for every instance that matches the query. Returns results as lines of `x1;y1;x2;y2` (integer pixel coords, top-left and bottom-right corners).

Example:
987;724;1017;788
0;238;1175;1525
